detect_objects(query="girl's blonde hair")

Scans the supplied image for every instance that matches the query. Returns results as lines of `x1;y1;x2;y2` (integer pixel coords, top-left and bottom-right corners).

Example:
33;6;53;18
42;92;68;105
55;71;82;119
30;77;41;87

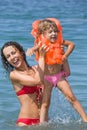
38;19;59;35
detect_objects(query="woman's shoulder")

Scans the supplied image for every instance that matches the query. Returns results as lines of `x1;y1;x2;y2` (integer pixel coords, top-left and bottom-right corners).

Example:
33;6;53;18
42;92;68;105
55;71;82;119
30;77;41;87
9;70;18;81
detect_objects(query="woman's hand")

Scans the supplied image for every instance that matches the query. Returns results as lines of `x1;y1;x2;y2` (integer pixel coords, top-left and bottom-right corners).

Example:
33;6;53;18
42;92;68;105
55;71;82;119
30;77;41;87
39;44;49;57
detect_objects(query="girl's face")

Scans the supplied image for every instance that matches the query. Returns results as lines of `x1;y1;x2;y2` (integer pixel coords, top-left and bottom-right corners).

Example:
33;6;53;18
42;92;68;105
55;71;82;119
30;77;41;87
3;46;23;68
43;27;58;43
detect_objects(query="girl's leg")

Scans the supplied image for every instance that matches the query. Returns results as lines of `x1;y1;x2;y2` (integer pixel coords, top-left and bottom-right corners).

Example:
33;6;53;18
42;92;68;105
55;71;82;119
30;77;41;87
57;78;87;122
62;59;70;76
40;80;53;123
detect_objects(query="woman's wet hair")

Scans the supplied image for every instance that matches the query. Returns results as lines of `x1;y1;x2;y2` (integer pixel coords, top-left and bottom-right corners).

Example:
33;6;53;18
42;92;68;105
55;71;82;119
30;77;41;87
1;41;30;73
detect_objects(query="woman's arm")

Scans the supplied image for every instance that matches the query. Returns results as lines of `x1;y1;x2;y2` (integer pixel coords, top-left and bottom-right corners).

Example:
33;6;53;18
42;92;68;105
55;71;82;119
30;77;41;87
33;44;47;83
10;45;47;86
10;69;43;86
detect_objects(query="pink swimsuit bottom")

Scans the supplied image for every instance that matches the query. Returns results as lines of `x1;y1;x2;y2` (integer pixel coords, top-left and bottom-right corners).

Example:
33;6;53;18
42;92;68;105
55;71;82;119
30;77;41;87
16;118;40;126
44;71;66;87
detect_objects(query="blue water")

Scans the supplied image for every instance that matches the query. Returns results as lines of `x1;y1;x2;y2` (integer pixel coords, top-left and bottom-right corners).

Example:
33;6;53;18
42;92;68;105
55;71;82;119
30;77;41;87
0;0;87;130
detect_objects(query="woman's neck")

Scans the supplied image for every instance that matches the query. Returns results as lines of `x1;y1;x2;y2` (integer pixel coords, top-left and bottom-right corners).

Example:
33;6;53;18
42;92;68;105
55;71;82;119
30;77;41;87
16;62;29;72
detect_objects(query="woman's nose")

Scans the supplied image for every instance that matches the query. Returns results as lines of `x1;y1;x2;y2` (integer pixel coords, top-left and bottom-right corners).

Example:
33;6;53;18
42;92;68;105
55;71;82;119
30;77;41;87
10;55;14;60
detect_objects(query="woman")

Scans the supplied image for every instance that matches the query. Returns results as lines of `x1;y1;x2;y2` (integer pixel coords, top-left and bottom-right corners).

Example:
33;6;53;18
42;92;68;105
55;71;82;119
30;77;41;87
1;41;47;126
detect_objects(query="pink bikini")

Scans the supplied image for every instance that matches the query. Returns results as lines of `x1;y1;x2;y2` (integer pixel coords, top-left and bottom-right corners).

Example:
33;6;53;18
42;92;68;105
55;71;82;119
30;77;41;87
44;71;66;87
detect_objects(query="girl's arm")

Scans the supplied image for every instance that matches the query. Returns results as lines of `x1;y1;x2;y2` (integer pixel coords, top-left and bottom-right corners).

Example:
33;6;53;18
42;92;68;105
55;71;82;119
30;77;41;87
26;44;40;56
62;40;75;60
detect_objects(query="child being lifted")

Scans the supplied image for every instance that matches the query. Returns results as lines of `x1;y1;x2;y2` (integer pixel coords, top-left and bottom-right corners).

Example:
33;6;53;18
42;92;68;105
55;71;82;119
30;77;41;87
26;18;87;123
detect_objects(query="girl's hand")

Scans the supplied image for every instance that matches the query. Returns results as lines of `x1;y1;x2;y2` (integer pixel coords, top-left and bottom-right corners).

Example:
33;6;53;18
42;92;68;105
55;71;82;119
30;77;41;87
32;65;38;71
26;48;34;56
26;42;41;56
62;55;67;62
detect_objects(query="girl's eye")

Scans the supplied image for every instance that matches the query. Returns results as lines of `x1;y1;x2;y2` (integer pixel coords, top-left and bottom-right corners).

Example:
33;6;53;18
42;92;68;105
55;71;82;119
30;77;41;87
48;30;58;34
54;29;58;33
49;31;52;33
48;30;53;33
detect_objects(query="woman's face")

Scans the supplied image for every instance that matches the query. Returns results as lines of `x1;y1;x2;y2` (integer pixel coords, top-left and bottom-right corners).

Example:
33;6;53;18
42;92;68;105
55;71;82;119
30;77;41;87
3;46;23;68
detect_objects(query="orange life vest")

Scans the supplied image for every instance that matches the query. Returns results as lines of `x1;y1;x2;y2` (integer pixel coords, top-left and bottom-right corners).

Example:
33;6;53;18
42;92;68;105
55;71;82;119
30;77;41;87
31;18;64;65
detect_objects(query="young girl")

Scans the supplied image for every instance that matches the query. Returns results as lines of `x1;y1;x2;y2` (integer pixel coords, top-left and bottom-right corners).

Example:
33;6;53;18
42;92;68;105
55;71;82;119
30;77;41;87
26;18;87;123
1;41;47;126
27;18;73;77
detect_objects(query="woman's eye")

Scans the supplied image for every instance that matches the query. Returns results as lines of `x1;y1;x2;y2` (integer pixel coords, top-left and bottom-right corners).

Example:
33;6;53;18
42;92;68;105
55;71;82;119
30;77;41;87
6;55;10;59
12;51;16;55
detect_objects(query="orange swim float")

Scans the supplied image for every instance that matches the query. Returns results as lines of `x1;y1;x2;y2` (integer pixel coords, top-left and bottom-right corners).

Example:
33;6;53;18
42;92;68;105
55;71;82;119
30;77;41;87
31;18;64;65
